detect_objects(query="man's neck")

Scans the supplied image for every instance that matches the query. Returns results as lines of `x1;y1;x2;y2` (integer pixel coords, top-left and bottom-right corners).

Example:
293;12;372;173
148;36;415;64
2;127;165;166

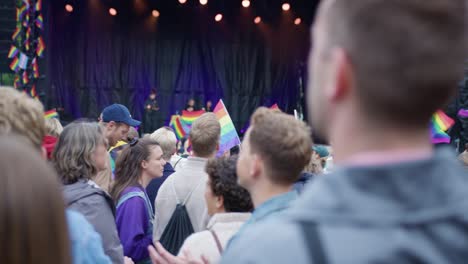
249;181;292;209
330;114;433;164
191;152;216;159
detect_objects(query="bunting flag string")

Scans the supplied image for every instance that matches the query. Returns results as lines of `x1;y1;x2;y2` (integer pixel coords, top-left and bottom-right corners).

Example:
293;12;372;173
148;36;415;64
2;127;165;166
8;0;45;98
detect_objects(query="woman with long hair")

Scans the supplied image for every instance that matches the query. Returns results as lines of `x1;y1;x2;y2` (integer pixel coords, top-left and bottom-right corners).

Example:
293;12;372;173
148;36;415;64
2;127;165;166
0;137;71;264
111;138;166;264
53;122;125;264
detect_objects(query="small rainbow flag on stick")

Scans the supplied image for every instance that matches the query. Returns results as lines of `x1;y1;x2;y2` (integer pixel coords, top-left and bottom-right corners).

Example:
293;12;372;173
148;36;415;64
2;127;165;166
44;109;59;119
170;115;187;140
431;110;455;144
214;100;241;156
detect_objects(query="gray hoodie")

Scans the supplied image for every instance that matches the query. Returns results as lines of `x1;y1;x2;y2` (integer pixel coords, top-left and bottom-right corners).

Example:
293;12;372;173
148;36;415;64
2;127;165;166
63;180;124;264
221;148;468;264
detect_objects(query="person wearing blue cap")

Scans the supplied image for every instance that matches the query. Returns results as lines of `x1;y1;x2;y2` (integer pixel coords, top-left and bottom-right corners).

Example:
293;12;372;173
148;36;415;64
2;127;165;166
100;104;141;148
95;104;142;192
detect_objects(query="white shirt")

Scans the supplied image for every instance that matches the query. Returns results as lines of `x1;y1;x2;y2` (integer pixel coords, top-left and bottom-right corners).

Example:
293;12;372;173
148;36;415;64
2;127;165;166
178;213;251;263
154;157;209;242
170;154;186;171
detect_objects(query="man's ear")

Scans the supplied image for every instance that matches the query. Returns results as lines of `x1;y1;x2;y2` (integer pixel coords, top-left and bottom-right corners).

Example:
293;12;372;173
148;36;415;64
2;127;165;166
251;154;263;180
328;48;354;103
216;195;224;209
108;121;116;130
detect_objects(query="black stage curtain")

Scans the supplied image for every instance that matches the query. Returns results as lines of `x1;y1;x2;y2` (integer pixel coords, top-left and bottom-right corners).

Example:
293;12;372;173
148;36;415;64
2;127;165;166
45;0;311;132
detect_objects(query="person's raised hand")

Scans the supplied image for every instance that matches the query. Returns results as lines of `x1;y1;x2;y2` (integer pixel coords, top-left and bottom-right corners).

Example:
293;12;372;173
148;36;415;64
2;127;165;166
148;243;209;264
124;256;134;264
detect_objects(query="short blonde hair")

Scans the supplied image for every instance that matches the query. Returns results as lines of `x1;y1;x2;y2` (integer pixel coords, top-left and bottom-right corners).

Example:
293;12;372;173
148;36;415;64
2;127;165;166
249;107;312;184
190;113;221;157
0;87;45;150
150;127;177;161
45;118;64;137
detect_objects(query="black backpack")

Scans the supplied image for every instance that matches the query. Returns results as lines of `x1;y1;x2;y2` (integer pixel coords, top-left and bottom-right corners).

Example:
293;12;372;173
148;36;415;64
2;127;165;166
159;179;203;255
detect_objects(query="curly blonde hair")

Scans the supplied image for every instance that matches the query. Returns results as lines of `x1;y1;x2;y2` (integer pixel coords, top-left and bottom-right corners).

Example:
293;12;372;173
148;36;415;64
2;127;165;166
0;87;46;150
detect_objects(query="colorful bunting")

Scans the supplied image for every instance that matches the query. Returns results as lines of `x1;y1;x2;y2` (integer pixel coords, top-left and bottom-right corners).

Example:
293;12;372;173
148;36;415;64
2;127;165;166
23;0;30;9
35;0;41;11
16;5;27;21
18;53;28;69
9;57;20;72
11;27;20;40
30;85;37;98
8;45;19;59
32;58;39;78
35;14;43;29
22;71;29;84
37;36;45;57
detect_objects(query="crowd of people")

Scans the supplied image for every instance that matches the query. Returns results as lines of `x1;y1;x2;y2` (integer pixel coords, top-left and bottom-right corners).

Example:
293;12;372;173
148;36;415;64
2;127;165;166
0;0;467;263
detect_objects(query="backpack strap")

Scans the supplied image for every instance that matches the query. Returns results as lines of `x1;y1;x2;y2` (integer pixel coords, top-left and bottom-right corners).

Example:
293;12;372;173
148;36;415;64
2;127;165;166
210;230;223;254
171;177;204;206
173;156;184;169
117;190;154;222
171;179;181;204
299;221;328;264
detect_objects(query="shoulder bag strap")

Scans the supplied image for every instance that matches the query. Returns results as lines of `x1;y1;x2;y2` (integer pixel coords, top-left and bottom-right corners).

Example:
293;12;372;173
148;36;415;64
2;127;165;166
299;221;328;264
210;230;223;254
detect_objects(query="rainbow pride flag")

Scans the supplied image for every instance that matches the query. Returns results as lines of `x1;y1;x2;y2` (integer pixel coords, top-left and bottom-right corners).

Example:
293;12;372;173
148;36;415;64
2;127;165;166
431;110;454;144
9;57;19;72
44;109;59;119
36;14;43;29
37;37;45;57
214;100;241;156
170;115;187;140
22;71;29;84
180;110;205;126
30;85;37;98
8;45;19;59
16;5;26;20
35;0;42;11
12;27;20;40
32;58;39;78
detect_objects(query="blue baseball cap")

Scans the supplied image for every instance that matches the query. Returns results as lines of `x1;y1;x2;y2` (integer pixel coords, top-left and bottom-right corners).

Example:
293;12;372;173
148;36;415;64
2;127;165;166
312;145;330;158
102;104;141;127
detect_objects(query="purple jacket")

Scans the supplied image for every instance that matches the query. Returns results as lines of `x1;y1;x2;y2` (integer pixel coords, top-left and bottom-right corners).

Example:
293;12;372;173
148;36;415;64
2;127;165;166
115;186;153;263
